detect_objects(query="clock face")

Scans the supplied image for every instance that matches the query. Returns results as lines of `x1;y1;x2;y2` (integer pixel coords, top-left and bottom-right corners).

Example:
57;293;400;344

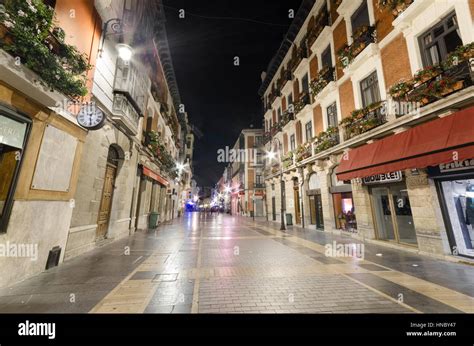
77;103;106;130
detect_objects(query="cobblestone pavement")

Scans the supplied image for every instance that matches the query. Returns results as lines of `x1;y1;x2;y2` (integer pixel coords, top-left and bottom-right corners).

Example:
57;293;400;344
0;212;473;313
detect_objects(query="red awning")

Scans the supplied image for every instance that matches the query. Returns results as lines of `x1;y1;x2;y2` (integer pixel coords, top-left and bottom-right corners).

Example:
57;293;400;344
336;106;474;181
143;166;169;186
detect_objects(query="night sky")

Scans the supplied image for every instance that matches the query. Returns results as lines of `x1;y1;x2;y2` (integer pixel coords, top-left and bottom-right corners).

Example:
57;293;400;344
163;0;303;188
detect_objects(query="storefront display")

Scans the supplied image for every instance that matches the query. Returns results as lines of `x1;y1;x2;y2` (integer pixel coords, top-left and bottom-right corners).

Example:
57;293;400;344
365;172;417;246
429;160;474;258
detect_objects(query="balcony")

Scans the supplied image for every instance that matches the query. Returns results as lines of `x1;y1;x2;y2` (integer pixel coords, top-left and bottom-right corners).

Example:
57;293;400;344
307;8;330;48
253;183;265;189
388;43;474;113
340;101;387;140
112;93;140;135
337;25;376;69
295;143;312;163
263;132;271;144
310;66;336;99
282;151;294;169
313;127;340;154
294;92;311;115
377;0;414;18
113;59;150;117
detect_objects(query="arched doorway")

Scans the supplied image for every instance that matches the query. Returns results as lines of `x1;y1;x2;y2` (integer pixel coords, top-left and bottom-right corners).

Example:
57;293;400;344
96;146;120;240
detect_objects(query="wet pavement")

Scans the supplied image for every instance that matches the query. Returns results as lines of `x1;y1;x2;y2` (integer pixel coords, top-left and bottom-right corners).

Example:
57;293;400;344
0;212;473;313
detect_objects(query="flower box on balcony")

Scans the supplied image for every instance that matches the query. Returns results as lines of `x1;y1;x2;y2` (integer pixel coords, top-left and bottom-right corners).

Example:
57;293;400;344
310;66;335;98
388;43;474;108
294;92;311;115
0;1;90;98
295;143;312;162
377;0;414;17
337;25;376;69
313;126;340;154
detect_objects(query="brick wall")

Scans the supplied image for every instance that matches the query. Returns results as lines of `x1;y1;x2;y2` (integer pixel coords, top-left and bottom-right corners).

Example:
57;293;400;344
381;33;412;90
309;55;319;80
282;96;287;111
283;133;288;153
339;79;355;118
333;19;347;80
247;135;254;149
295;121;302;145
329;0;340;24
470;0;474;17
312;105;324;135
293;80;300;101
272;110;276;124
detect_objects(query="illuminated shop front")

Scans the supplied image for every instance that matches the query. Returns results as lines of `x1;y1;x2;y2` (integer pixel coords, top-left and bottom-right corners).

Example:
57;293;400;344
429;160;474;258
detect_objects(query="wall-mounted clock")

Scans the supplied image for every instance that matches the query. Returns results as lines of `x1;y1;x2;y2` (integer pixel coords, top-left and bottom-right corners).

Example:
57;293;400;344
77;103;106;130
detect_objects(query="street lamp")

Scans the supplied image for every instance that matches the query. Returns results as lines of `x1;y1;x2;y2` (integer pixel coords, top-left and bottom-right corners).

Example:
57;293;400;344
266;139;286;231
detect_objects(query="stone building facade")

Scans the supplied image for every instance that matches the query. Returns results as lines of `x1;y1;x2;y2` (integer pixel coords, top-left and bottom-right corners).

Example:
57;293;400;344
0;0;193;287
260;0;474;260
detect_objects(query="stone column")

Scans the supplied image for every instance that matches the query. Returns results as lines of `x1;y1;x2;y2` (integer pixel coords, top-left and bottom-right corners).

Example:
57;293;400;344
405;169;448;256
351;179;375;239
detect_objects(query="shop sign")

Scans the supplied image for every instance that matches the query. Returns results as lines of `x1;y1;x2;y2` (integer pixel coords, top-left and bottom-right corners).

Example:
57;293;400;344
0;115;27;149
440;159;474;173
362;171;402;185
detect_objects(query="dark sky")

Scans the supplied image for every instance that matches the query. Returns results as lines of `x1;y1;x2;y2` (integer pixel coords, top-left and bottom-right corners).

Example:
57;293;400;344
163;0;303;188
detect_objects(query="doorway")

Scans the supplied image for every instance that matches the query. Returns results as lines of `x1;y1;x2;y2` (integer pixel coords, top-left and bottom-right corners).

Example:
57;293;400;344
96;147;119;240
371;183;417;246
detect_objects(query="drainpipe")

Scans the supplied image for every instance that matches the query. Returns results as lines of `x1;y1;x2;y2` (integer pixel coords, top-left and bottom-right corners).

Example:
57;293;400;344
299;166;305;229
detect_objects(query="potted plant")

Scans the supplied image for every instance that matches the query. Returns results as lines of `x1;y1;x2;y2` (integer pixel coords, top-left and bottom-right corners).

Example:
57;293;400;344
414;65;442;85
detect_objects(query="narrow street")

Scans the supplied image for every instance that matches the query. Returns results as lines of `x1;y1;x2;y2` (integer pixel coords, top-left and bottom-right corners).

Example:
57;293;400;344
1;213;473;314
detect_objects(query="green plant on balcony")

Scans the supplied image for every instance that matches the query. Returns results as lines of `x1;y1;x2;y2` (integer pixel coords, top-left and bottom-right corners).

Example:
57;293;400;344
310;66;331;97
442;42;474;70
295;142;311;162
282;151;294;169
337;25;376;69
313;126;340;153
0;0;91;98
340;101;386;139
377;0;413;17
388;42;474;106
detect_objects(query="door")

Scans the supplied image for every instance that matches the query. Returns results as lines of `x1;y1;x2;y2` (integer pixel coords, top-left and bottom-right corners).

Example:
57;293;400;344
272;197;276;221
372;184;417;245
96;164;116;240
315;194;324;229
372;187;396;241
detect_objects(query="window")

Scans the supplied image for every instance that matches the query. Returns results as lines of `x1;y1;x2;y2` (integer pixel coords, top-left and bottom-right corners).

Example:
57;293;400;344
271;183;275;191
277;107;282;122
0;106;31;233
256;174;263;185
305;121;313;142
287;93;293;110
419;12;462;67
256;151;263;164
327;102;338;128
290;134;296;151
302;73;309;94
321;45;332;69
351;1;370;33
255;136;263;147
360;71;381;107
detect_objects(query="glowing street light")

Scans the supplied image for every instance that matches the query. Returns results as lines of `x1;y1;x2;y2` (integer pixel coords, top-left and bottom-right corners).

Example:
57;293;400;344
266;150;276;161
176;162;186;173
